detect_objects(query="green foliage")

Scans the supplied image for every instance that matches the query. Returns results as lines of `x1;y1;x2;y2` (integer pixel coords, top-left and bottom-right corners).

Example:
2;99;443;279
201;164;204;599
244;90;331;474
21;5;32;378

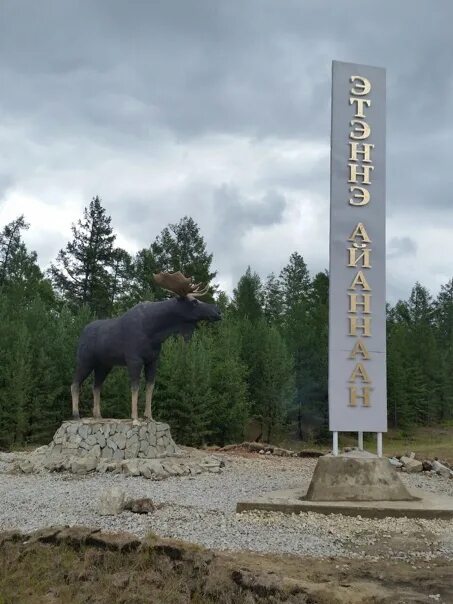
232;266;263;322
151;216;217;300
49;196;117;317
2;207;453;449
154;332;213;446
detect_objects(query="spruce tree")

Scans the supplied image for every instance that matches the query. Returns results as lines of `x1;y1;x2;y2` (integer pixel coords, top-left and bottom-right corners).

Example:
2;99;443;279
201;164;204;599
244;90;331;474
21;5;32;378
0;215;29;287
232;267;263;321
154;331;213;446
263;272;284;325
253;320;295;442
152;216;216;298
50;196;116;316
209;320;249;445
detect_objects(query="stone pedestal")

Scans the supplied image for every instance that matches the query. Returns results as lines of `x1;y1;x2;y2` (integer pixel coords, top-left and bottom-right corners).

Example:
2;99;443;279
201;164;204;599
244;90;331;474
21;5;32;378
304;450;416;502
235;450;453;519
49;419;178;461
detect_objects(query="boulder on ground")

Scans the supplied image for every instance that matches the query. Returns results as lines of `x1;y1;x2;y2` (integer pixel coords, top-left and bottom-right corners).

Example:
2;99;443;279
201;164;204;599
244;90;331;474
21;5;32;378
422;460;433;472
432;460;451;478
71;456;98;474
98;486;126;516
121;458;141;476
400;456;423;473
125;498;155;514
388;457;403;468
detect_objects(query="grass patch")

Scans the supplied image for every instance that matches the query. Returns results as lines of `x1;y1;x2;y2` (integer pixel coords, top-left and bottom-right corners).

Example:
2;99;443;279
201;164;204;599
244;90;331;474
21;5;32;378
281;424;453;462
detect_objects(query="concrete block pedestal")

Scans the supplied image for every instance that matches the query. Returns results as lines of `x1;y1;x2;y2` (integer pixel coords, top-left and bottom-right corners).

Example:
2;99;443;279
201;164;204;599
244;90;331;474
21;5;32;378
236;450;453;519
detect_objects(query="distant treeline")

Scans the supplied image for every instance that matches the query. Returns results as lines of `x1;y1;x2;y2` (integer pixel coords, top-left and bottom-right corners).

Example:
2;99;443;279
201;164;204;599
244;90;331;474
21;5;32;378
0;197;451;449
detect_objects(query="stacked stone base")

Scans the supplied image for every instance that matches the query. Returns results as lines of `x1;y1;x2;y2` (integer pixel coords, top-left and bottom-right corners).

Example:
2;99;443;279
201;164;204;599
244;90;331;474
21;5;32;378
14;419;223;479
49;418;178;461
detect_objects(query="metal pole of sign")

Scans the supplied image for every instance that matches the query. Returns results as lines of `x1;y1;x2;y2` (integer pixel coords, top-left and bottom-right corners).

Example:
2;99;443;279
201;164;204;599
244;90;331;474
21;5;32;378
332;432;339;456
358;431;364;451
377;432;383;458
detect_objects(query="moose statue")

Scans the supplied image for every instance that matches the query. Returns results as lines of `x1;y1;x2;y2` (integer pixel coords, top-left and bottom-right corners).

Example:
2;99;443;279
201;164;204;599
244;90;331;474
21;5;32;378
71;272;221;424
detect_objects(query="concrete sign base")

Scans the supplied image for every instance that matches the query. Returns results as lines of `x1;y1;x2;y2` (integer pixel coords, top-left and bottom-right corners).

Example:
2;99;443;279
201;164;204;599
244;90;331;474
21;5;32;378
236;451;453;519
305;450;415;501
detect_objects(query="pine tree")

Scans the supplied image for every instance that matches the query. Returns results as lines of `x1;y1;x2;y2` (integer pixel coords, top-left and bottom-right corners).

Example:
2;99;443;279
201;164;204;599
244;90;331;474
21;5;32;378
50;196;116;316
232;267;263;321
0;215;29;287
154;332;213;446
253;320;295;442
109;248;133;313
209;320;249;445
127;248;159;305
0;216;52;302
280;252;311;316
152;216;216;299
263;273;284;325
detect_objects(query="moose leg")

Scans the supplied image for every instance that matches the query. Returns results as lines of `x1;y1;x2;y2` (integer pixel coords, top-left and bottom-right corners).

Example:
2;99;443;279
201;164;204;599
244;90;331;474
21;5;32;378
93;366;111;419
144;361;157;420
71;364;93;419
127;360;143;426
71;383;80;420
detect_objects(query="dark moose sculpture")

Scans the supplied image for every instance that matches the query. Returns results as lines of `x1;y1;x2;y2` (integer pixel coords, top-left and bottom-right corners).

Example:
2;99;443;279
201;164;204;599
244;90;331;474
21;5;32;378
71;272;221;424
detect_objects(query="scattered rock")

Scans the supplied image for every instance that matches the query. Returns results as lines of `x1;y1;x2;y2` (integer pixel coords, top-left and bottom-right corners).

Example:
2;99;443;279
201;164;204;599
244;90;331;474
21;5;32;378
400;456;423;473
98;486;126;516
125;498;155;514
121;459;141;477
422;460;433;472
71;456;98;475
388;457;403;468
140;459;168;480
297;450;324;458
272;447;292;457
432;460;451;478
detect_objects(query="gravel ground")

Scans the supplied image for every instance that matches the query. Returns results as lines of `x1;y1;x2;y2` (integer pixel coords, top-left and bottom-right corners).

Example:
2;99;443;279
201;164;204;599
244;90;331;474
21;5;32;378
1;451;453;560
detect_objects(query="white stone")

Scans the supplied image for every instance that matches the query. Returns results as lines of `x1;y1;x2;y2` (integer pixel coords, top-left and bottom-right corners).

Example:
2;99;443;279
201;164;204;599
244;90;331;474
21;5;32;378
78;425;89;440
101;446;114;460
140;459;168;479
432;460;451;478
400;456;423;473
86;435;97;446
71;456;98;474
388;457;403;468
113;448;125;461
112;432;126;450
106;437;118;451
91;444;101;458
121;458;141;476
98;487;126;515
124;443;140;458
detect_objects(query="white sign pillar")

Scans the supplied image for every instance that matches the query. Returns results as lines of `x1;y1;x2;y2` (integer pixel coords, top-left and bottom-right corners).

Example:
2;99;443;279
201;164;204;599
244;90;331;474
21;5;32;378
329;61;387;448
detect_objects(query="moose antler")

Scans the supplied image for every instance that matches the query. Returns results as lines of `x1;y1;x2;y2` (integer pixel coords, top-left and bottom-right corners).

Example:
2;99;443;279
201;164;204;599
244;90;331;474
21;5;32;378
153;271;209;298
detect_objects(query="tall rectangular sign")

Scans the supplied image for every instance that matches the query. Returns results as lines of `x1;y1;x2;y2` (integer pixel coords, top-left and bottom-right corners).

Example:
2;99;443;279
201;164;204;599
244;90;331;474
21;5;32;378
329;60;387;433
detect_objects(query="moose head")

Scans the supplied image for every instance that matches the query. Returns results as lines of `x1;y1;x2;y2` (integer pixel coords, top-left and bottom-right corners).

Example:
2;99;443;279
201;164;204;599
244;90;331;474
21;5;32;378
153;271;221;327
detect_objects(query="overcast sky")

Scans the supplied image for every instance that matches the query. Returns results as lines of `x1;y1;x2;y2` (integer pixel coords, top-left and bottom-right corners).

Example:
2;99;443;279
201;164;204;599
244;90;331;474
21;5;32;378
1;1;452;301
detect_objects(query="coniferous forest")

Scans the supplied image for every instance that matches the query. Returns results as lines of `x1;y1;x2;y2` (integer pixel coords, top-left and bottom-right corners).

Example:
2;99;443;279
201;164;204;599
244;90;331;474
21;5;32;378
0;196;452;450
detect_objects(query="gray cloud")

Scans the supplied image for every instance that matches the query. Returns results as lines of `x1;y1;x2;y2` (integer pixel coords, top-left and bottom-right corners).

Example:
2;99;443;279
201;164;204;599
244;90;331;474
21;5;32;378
388;237;417;258
1;0;453;301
